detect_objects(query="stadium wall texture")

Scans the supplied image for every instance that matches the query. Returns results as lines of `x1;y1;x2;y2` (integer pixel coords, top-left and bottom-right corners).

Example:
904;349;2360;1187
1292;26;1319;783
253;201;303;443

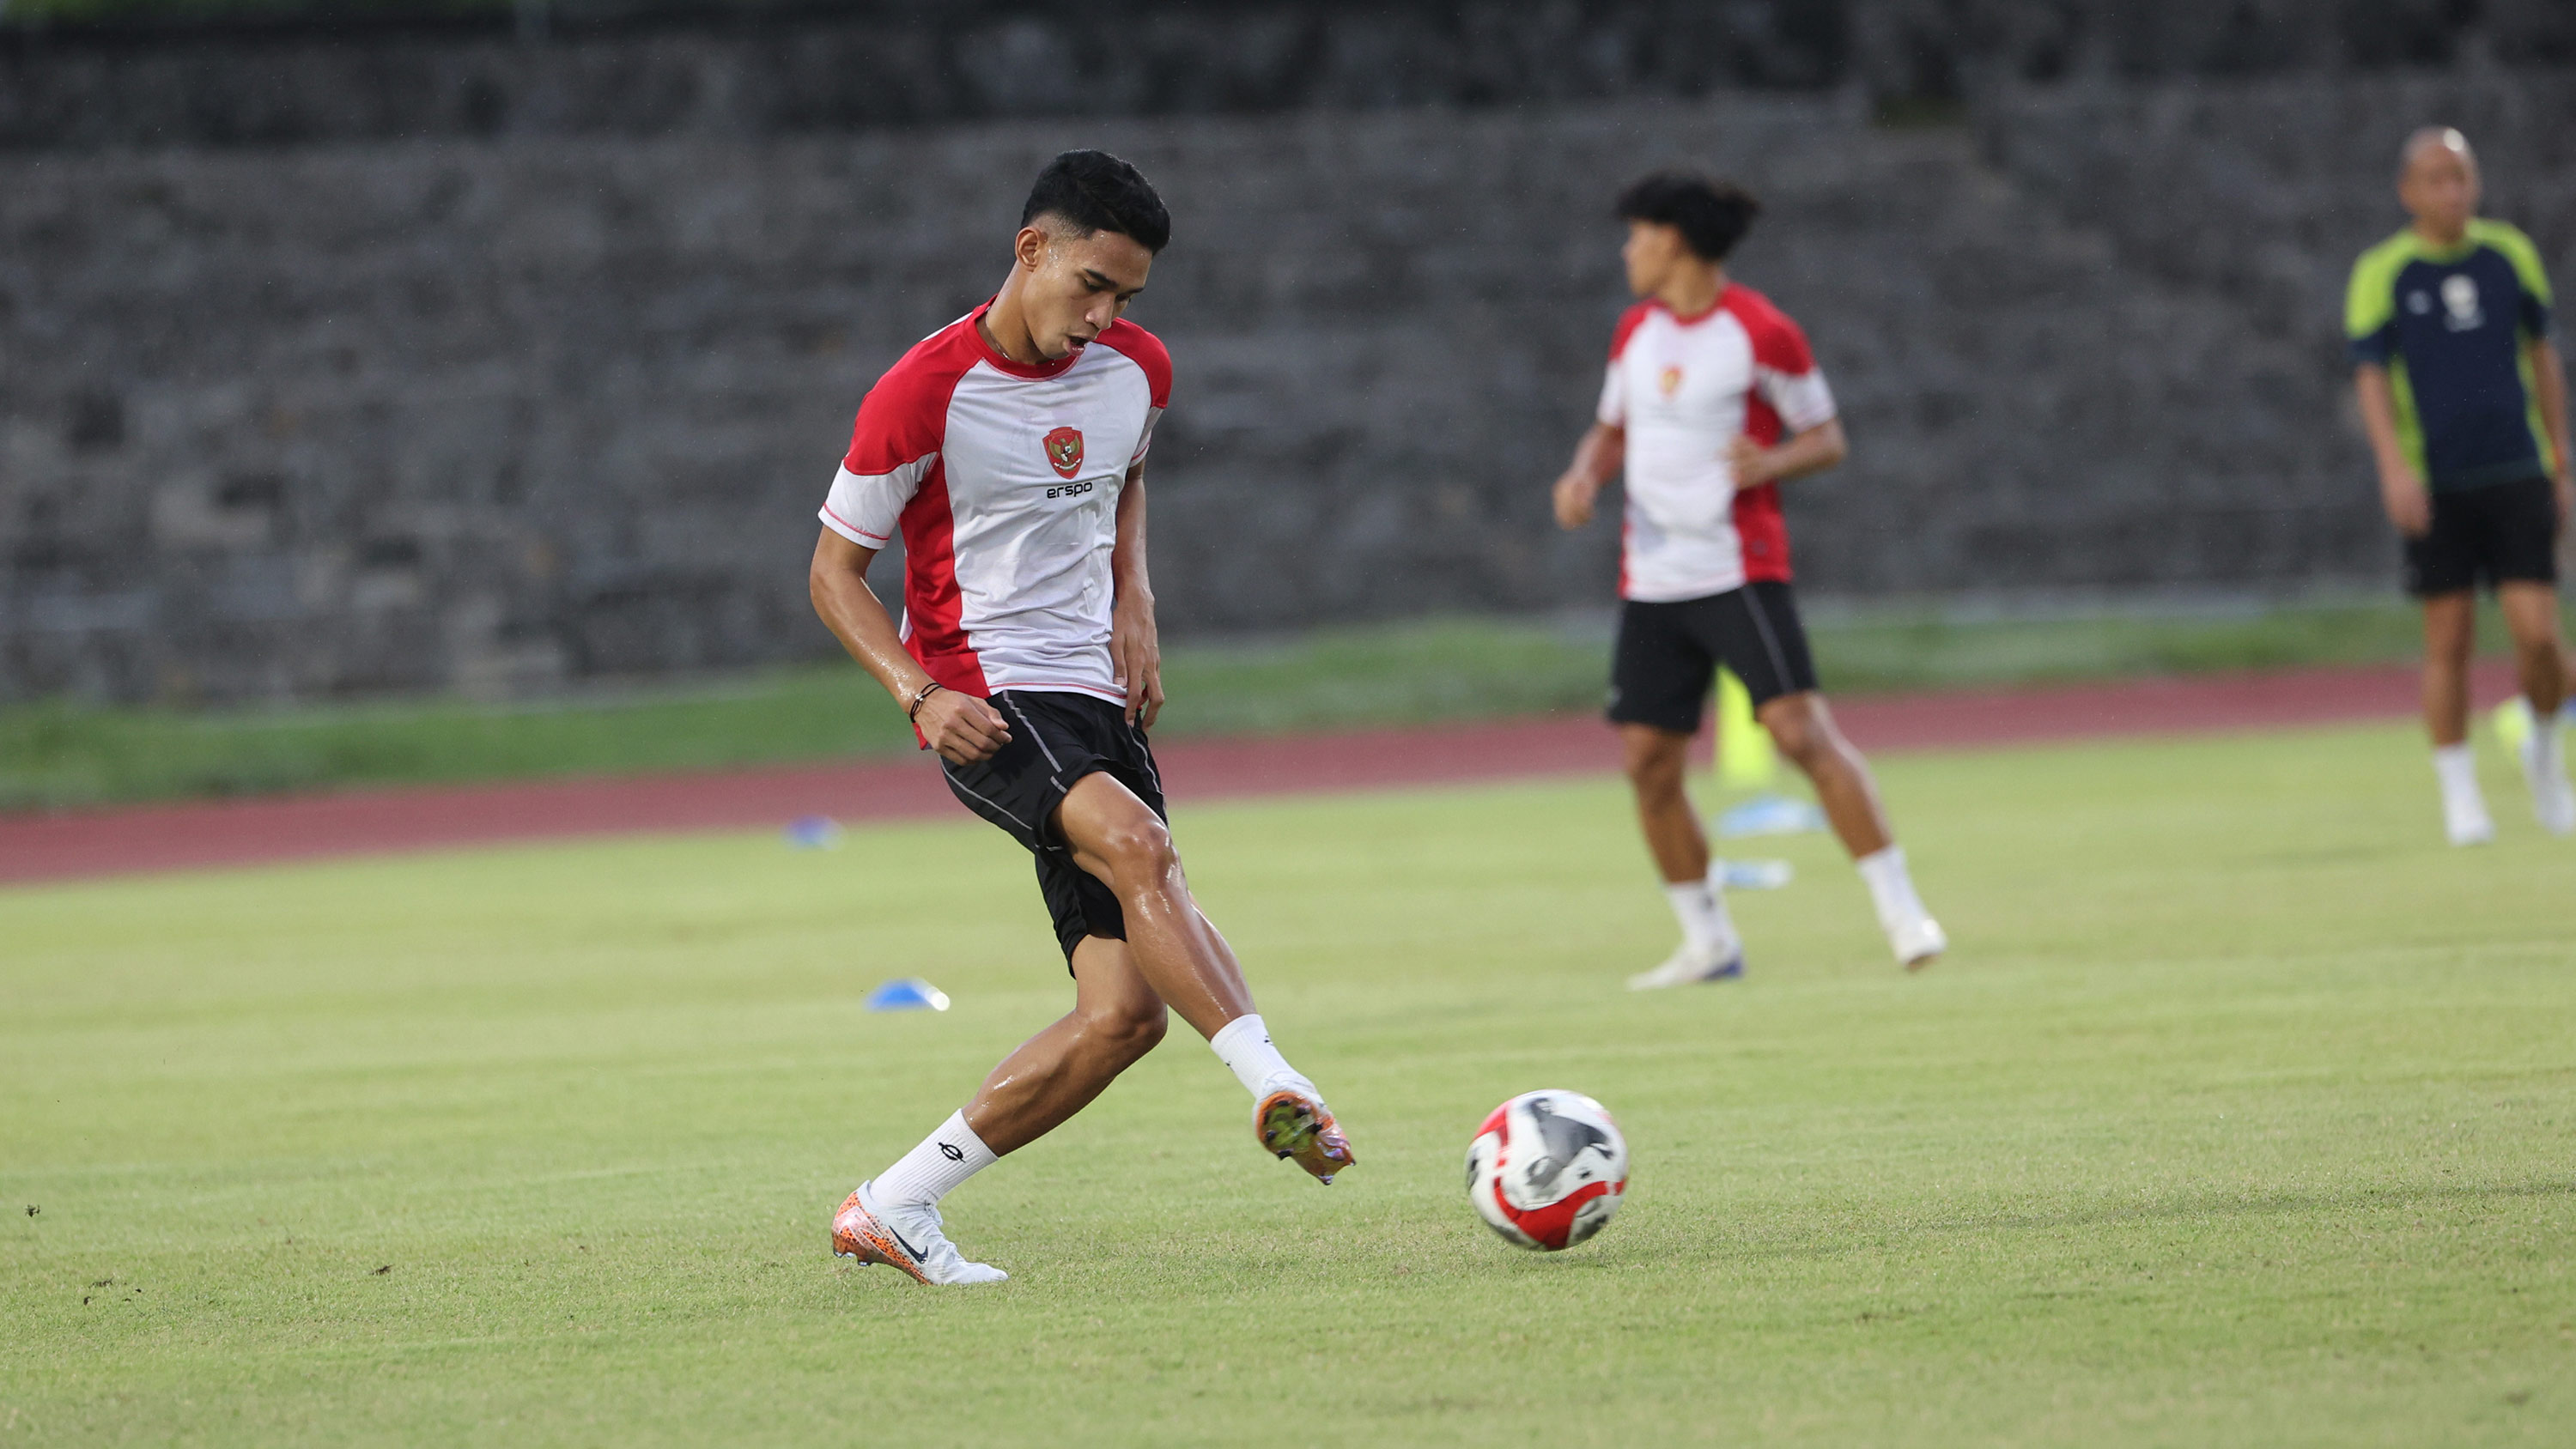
4;68;2573;702
8;0;2569;151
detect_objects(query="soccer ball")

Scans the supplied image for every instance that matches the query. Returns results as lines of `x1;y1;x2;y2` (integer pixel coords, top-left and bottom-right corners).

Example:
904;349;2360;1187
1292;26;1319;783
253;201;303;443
1464;1089;1629;1251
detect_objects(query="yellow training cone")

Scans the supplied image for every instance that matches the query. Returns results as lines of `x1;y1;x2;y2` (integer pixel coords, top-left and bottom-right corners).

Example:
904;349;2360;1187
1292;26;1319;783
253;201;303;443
1716;667;1776;789
2493;695;2534;752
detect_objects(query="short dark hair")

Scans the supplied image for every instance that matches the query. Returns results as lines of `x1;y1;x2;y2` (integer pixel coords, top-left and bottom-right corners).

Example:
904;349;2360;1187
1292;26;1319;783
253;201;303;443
1615;172;1761;262
1021;149;1171;253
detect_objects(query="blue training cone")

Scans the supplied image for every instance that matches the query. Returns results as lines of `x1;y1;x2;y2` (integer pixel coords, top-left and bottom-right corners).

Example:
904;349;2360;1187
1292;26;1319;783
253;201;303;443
786;815;845;850
1716;794;1826;838
865;978;951;1012
1715;858;1795;890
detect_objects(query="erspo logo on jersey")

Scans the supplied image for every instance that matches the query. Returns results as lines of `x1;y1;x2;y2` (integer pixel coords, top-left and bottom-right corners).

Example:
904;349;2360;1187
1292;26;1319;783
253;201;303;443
1042;426;1085;479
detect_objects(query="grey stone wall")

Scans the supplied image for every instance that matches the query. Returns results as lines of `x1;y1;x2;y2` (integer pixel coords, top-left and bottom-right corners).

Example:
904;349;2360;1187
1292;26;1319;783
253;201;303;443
12;0;2568;154
8;68;2569;703
0;1;1843;150
1979;69;2576;351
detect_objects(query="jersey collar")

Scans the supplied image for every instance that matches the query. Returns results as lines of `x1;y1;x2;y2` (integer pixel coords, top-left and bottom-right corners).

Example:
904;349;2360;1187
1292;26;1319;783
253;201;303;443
968;300;1086;380
1657;285;1732;326
2403;224;2488;264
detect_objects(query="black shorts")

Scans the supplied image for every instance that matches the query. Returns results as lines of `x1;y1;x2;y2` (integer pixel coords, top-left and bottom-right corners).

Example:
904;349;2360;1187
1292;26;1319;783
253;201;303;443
938;689;1167;967
2403;474;2560;597
1607;581;1820;736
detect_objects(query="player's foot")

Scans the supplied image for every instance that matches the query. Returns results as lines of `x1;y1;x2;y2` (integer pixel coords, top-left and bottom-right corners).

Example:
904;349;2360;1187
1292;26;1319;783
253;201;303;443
2518;725;2574;836
830;1182;1007;1286
1626;937;1745;991
1890;914;1947;972
2444;793;2496;846
1255;1082;1355;1185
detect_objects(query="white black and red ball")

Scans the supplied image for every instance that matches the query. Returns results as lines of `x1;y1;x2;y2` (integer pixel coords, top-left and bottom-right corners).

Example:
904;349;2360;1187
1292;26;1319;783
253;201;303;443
1464;1089;1629;1251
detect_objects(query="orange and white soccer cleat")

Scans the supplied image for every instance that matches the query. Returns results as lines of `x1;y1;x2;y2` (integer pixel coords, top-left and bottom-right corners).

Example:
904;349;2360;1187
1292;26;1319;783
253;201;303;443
831;1182;1007;1286
1255;1084;1356;1185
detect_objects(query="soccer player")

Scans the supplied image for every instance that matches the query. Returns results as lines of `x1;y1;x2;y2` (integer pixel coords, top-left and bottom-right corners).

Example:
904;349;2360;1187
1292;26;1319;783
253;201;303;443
1550;173;1945;988
2348;127;2574;843
806;151;1354;1286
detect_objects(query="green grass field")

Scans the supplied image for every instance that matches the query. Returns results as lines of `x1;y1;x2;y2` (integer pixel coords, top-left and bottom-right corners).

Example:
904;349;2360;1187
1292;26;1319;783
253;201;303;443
6;721;2573;1446
5;597;2528;812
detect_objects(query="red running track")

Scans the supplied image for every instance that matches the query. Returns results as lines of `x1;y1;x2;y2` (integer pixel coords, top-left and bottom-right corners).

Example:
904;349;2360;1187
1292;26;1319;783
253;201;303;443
0;661;2511;887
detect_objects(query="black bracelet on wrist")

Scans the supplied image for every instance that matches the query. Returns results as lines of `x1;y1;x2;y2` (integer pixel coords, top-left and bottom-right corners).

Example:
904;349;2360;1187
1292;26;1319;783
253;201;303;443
907;681;945;722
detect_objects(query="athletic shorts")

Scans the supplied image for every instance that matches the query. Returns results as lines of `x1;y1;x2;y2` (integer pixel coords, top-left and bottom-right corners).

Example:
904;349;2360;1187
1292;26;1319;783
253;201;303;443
2403;474;2560;597
1607;581;1820;736
937;689;1168;967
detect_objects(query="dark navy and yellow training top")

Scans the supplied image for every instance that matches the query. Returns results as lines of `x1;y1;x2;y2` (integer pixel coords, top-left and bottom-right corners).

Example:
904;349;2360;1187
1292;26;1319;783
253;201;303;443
2345;219;2558;490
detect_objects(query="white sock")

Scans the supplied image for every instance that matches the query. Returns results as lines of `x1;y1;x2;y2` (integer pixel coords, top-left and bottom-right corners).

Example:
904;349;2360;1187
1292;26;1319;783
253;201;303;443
871;1110;997;1210
2433;742;2485;809
1209;1014;1306;1098
1662;879;1735;952
1855;845;1929;933
2525;701;2567;777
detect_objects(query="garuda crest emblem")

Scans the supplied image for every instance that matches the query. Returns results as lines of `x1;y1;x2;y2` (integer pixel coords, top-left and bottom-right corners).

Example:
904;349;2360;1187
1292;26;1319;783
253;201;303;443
1042;426;1084;479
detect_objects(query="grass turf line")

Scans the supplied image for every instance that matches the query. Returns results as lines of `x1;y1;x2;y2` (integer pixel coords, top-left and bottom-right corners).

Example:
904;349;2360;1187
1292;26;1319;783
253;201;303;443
0;597;2527;812
3;720;2572;1446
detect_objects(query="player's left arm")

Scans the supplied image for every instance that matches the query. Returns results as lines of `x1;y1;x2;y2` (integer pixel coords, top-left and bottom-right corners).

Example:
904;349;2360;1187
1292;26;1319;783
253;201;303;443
2500;226;2570;520
1731;308;1845;486
2528;338;2572;524
1727;417;1848;488
1111;459;1164;729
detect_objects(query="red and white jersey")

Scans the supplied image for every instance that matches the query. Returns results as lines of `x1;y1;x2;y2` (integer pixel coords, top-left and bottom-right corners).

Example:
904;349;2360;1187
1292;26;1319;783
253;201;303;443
1595;286;1836;602
819;303;1170;705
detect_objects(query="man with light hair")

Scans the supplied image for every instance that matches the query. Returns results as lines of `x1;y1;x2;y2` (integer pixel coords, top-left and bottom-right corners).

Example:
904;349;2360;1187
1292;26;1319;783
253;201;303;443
2348;127;2575;842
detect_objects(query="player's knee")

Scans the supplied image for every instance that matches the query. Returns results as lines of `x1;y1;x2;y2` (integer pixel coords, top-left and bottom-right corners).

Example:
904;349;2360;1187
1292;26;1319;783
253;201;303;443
1127;1001;1170;1054
1097;815;1178;879
1620;739;1687;793
1086;994;1167;1058
1765;709;1824;765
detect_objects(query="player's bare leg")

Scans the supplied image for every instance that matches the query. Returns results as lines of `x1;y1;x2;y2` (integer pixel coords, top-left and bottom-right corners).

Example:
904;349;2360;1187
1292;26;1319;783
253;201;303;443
1622;724;1711;882
1760;691;1945;969
1759;693;1890;857
833;947;1163;1286
2420;591;2494;843
1054;772;1353;1181
2498;581;2573;834
961;939;1169;1154
2421;591;2478;747
1619;724;1743;988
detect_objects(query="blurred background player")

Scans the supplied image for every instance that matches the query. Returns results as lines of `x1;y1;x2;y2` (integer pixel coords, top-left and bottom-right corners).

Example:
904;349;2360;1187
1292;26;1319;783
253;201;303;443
2348;127;2575;844
1551;172;1945;988
807;151;1354;1286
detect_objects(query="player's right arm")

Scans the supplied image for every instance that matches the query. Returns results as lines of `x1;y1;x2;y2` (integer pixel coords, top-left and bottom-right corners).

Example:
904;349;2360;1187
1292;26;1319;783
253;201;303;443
2353;364;2429;538
1552;422;1625;530
1558;306;1647;530
2346;240;2429;537
808;530;1011;764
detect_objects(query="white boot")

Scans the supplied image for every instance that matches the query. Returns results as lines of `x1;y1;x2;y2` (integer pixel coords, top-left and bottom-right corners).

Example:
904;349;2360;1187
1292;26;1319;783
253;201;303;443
831;1182;1008;1286
2434;743;2494;846
2519;712;2575;836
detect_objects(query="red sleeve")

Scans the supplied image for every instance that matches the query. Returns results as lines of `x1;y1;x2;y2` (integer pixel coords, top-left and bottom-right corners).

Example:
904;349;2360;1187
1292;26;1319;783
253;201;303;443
843;324;978;475
1095;319;1172;408
1723;287;1815;373
1606;301;1655;361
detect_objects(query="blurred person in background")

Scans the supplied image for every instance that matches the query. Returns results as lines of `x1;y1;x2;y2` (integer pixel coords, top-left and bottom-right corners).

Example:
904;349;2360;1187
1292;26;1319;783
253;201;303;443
1551;173;1945;988
2348;127;2575;844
